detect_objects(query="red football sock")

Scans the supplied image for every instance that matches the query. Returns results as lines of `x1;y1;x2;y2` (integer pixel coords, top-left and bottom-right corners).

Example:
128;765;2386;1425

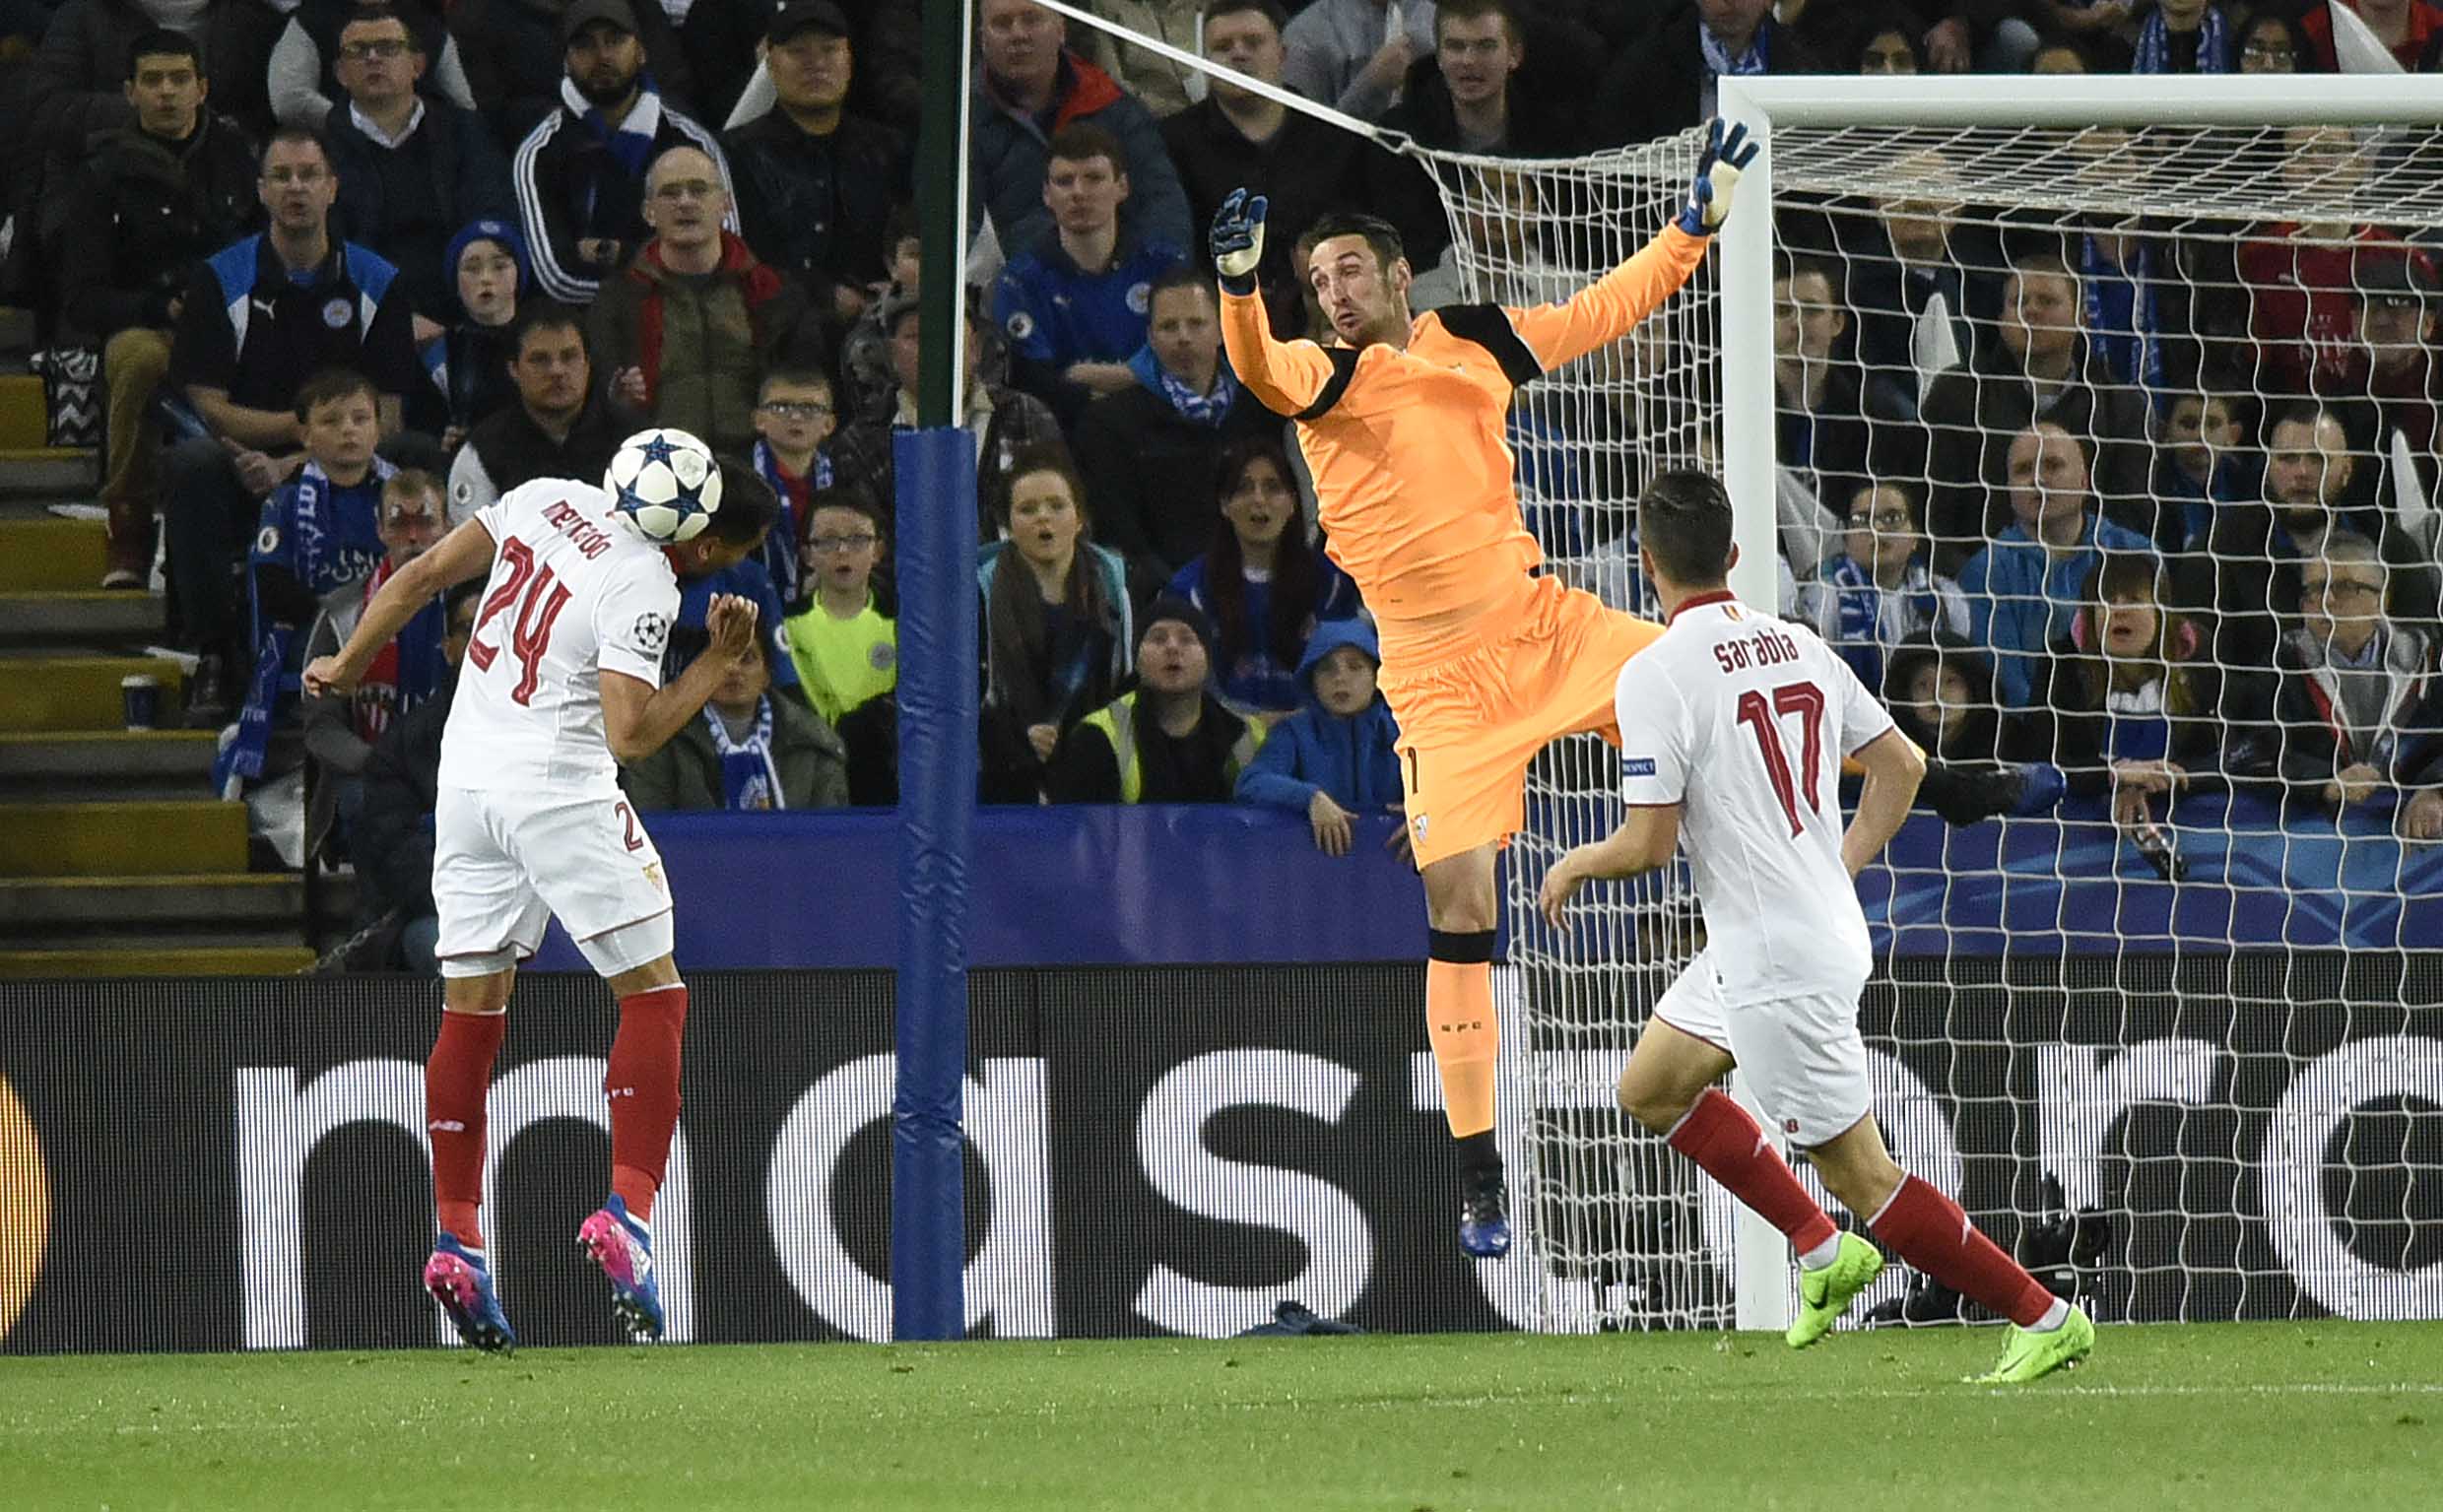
606;984;689;1222
427;1009;506;1250
1666;1088;1839;1257
1868;1174;2056;1328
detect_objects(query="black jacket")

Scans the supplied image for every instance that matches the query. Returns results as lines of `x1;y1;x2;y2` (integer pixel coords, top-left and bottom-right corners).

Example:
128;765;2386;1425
447;0;695;149
723;107;909;302
1158;97;1364;338
328;97;515;318
1072;381;1287;584
20;0;279;158
460;392;631;506
1594;7;1817;151
46;114;260;339
1369;60;1588;270
358;672;452;918
509;82;731;307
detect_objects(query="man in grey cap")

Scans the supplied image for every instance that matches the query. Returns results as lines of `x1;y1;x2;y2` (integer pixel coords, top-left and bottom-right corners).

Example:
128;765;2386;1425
724;0;911;320
508;0;736;306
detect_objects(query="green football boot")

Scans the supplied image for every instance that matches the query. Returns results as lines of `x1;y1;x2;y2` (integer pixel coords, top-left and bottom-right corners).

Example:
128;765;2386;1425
1786;1231;1884;1349
1971;1304;2095;1384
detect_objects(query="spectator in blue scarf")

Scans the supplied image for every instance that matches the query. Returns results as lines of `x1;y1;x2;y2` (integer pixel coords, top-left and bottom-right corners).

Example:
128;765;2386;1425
1076;267;1284;583
2133;0;2234;72
622;632;848;811
1794;479;1971;693
1236;618;1411;861
1166;435;1360;716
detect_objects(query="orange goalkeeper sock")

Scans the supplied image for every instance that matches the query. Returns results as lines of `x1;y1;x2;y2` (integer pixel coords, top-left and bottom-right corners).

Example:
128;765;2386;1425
1426;932;1499;1140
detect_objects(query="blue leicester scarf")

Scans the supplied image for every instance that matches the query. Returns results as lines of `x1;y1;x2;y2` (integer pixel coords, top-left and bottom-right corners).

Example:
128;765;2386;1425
2135;7;2232;73
219;458;395;789
1821;554;1946;688
1128;345;1239;427
2081;233;2163;393
752;437;831;608
706;698;783;810
2104;681;2173;763
1700;20;1770;77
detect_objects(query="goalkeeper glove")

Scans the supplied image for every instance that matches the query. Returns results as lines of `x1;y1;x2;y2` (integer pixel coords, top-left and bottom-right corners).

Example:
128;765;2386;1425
1676;118;1760;236
1211;187;1268;296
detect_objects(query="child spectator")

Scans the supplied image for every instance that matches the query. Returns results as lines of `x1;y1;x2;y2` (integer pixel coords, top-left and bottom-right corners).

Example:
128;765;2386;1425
428;219;529;448
220;368;395;788
750;365;842;610
1882;633;2068;825
1046;595;1265;803
1236;618;1409;859
1794;479;1971;693
783;487;897;726
1958;422;2155;709
2010;556;2227;834
299;467;450;857
979;446;1134;801
1167;435;1359;717
2149;381;2255;557
2237;535;2441;817
623;634;849;810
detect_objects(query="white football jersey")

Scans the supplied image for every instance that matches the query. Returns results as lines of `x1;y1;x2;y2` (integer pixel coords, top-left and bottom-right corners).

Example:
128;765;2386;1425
1612;593;1896;1008
438;479;681;796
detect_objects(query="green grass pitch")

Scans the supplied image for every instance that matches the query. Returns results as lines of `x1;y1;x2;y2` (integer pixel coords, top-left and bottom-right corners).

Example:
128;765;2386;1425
5;1322;2438;1510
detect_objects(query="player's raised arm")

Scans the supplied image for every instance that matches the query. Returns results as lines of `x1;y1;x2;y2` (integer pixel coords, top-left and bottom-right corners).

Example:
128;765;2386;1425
1840;728;1927;878
1210;189;1340;417
1509;120;1760;375
601;593;760;765
303;515;497;697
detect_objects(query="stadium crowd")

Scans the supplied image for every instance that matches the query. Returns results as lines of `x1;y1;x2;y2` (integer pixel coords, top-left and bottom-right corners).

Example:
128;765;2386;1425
2;0;2442;966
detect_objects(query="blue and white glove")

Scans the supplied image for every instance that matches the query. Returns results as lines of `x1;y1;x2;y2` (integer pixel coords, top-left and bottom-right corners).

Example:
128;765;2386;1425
1211;187;1269;296
1675;118;1760;236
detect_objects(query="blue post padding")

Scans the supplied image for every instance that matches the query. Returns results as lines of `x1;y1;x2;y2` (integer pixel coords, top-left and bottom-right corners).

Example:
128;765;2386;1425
891;427;977;1342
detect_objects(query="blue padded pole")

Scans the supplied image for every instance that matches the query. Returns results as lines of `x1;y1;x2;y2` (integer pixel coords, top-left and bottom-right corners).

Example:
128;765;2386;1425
891;427;976;1342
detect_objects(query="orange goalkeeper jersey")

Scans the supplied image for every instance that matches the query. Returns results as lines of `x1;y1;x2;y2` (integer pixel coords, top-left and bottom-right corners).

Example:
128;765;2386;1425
1220;224;1710;665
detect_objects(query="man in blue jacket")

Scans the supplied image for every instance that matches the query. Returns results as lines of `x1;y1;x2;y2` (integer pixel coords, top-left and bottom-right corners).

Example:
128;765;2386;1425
1237;618;1412;861
1958;422;2154;709
993;121;1185;426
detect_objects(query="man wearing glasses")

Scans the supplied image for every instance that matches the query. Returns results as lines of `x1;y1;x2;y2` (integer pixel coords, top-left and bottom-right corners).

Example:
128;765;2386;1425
2247;536;2443;826
588;145;825;458
324;5;513;326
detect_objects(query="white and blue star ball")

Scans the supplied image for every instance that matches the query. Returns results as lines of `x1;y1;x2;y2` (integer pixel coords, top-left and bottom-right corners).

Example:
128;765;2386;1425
606;427;722;544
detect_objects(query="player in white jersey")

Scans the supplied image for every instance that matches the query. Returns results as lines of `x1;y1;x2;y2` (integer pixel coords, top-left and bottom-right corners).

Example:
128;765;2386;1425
303;449;777;1351
1539;470;2094;1384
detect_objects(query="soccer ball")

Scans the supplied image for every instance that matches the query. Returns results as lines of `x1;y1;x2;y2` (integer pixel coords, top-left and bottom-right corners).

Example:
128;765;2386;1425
606;427;722;544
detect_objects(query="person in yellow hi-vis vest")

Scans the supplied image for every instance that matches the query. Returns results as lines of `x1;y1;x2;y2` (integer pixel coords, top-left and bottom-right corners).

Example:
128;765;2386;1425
1047;595;1266;803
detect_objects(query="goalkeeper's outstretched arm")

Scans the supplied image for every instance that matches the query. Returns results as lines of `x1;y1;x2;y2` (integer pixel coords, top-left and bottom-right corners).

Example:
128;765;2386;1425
1509;118;1761;374
1209;188;1337;417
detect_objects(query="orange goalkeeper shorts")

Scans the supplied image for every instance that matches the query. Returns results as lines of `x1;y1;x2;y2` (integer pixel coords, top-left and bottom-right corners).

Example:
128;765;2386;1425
1380;574;1665;869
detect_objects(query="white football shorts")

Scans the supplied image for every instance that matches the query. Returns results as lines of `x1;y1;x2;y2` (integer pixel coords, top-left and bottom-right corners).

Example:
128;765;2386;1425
433;786;674;978
1652;951;1873;1149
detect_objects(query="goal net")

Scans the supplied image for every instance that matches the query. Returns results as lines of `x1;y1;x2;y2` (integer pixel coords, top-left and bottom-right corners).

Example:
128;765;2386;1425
1472;79;2443;1334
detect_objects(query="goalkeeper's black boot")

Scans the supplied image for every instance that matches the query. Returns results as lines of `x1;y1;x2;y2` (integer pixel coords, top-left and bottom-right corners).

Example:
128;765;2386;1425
1457;1149;1512;1259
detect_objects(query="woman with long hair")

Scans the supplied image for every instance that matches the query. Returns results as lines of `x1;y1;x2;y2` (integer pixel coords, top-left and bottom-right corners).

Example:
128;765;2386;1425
978;445;1135;800
1166;435;1358;715
2008;554;2228;832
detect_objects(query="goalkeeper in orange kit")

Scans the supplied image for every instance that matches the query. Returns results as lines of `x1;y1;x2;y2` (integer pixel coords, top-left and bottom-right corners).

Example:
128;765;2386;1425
1212;119;1758;1256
